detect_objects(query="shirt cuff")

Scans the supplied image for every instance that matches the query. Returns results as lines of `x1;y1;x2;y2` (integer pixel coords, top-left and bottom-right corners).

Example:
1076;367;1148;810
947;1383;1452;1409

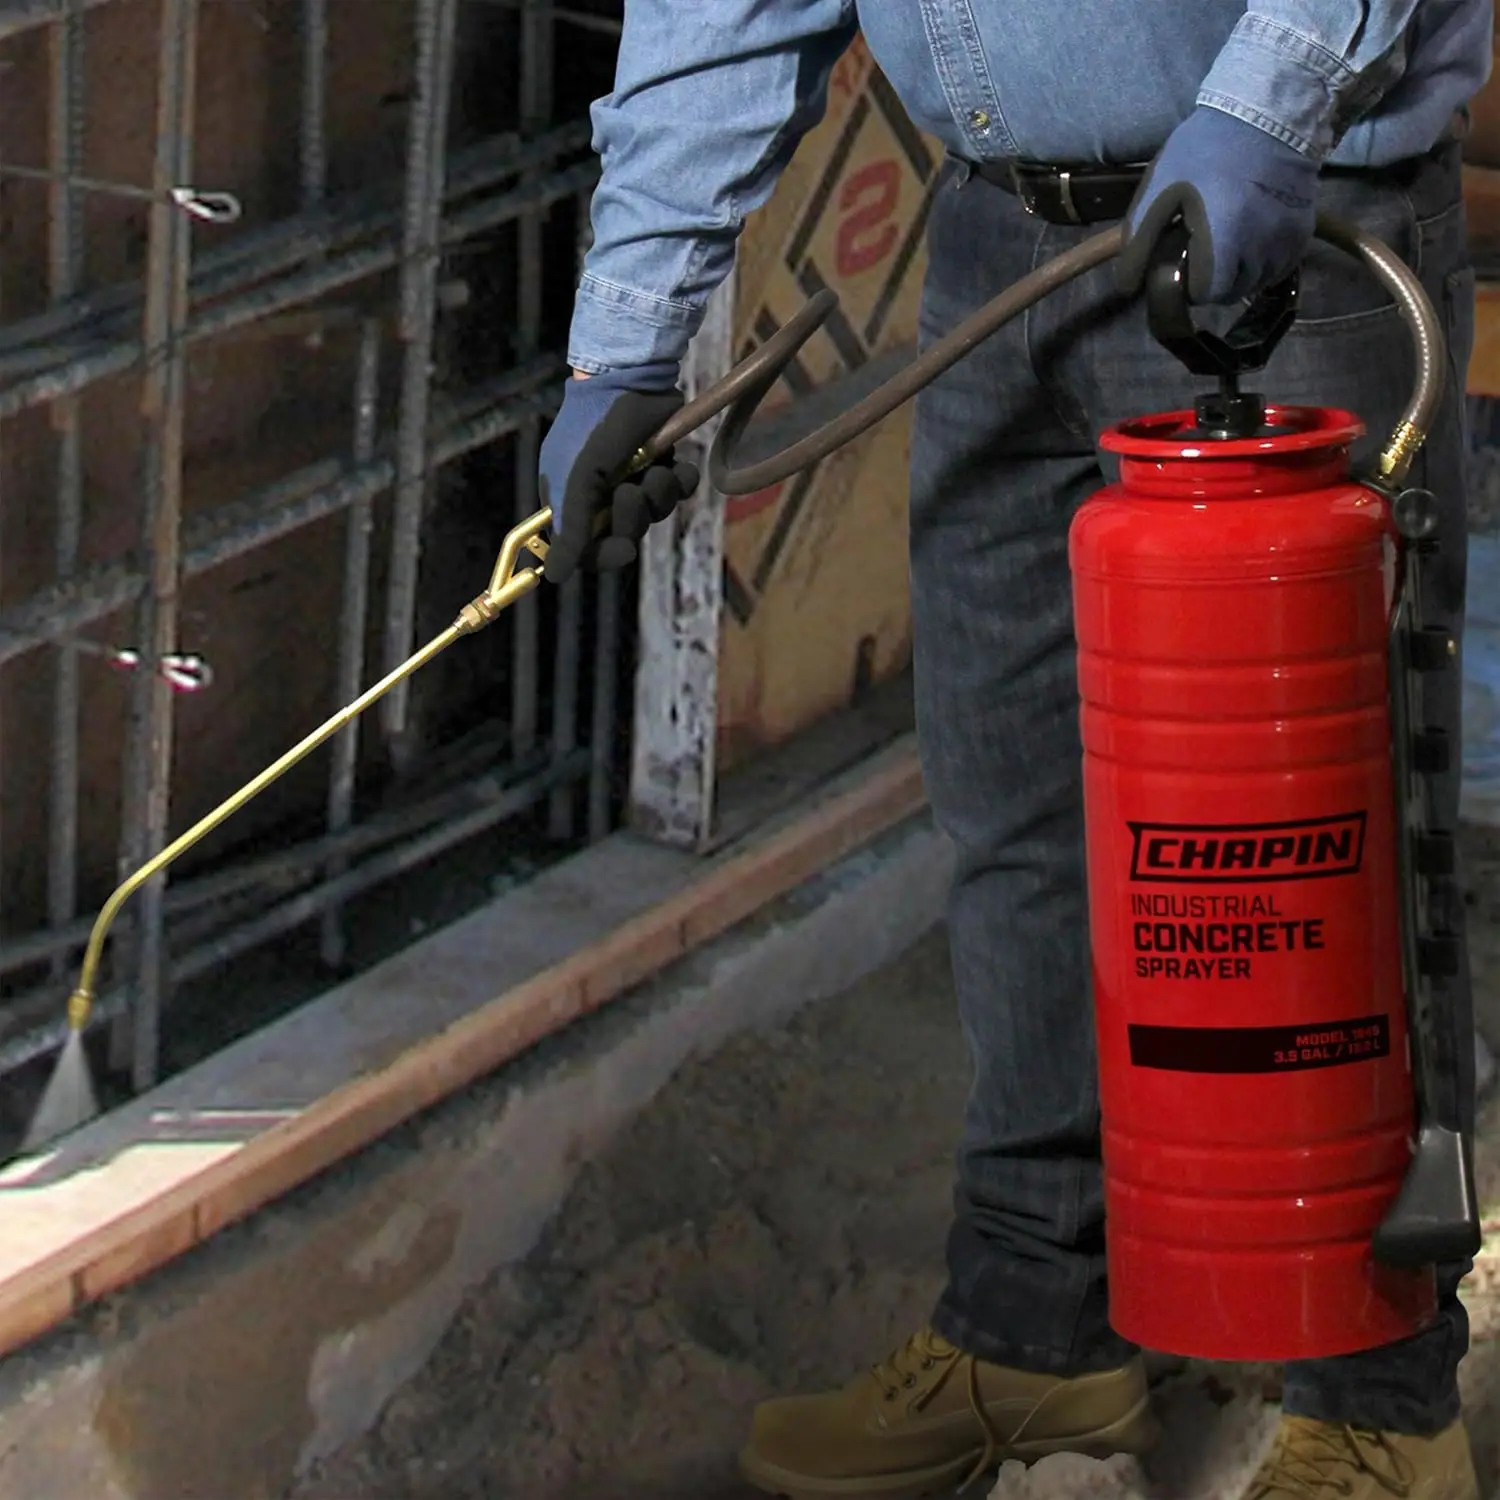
567;271;703;374
1196;13;1350;160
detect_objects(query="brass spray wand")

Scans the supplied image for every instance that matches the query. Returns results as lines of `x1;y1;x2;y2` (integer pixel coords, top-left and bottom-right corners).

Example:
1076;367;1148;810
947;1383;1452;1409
22;508;552;1153
67;507;552;1033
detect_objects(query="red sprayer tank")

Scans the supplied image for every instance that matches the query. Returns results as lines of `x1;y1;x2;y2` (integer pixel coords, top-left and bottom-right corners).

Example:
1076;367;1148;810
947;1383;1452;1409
692;214;1482;1364
1059;226;1491;1362
1070;397;1437;1361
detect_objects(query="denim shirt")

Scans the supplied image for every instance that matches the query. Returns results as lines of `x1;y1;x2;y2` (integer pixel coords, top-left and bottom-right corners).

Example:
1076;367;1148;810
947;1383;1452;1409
568;1;1492;374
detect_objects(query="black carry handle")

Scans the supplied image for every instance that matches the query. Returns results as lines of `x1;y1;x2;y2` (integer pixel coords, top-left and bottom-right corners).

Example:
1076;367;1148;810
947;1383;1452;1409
1144;220;1299;437
1144;219;1300;379
1372;493;1483;1270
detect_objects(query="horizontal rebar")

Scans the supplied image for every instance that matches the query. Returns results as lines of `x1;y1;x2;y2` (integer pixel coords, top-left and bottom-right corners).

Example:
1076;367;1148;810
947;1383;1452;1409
0;740;560;977
470;0;623;35
0;122;593;377
0;0;111;41
0;13;605;1097
169;748;589;985
0;156;597;419
0;358;565;666
0;750;590;1075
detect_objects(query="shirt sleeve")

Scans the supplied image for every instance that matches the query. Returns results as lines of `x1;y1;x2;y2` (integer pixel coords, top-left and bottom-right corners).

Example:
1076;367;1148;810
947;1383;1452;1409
1196;2;1427;161
567;0;860;374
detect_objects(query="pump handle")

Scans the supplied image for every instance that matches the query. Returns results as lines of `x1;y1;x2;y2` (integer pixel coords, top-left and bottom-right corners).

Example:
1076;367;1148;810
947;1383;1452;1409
1143;220;1300;381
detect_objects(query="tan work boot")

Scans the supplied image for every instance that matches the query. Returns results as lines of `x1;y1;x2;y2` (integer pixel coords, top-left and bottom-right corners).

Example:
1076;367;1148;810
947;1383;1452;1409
1241;1415;1481;1500
738;1324;1158;1498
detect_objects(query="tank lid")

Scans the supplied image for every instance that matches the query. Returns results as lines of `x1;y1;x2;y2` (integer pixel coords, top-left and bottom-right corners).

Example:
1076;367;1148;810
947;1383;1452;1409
1100;402;1366;460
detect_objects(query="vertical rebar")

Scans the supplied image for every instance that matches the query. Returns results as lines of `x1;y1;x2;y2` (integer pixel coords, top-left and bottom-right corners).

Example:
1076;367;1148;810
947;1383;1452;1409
120;0;199;1091
298;0;328;213
510;0;553;765
45;0;86;978
299;0;357;966
588;570;620;840
379;0;459;744
319;319;380;969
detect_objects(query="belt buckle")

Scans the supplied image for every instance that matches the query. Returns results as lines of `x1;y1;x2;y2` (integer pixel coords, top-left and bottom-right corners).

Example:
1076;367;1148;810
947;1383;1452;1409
1055;169;1082;226
1010;163;1084;226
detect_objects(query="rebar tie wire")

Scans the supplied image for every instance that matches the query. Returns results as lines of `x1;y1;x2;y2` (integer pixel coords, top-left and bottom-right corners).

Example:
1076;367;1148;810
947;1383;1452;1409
0;160;235;695
0;160;241;223
0;625;213;689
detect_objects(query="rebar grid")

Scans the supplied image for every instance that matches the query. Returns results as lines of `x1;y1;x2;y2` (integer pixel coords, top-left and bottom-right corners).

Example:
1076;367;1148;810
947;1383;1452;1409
0;0;616;1094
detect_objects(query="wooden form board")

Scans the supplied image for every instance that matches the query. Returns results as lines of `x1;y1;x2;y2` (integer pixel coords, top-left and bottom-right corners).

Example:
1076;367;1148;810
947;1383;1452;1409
629;35;937;847
0;740;926;1361
716;406;915;771
729;39;935;391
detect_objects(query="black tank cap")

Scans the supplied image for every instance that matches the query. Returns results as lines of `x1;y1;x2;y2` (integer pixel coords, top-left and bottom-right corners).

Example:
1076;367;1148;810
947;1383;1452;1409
1170;386;1297;441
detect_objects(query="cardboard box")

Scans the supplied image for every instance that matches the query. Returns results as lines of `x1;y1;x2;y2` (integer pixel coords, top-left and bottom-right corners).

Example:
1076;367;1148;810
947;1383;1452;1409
713;36;939;770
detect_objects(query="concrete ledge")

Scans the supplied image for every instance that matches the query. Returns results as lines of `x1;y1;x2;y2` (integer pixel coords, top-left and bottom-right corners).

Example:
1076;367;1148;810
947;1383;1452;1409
0;794;952;1500
0;736;927;1367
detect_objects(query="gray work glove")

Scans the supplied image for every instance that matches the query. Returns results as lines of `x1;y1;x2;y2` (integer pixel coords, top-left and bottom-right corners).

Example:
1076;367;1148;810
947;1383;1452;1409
1117;105;1319;305
537;362;700;586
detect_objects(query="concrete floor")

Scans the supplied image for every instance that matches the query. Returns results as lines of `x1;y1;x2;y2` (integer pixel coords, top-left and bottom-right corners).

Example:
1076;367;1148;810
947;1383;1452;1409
288;906;1500;1500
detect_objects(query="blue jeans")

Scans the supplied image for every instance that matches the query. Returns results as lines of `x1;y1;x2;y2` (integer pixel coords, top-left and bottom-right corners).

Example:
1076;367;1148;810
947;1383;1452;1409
912;137;1477;1436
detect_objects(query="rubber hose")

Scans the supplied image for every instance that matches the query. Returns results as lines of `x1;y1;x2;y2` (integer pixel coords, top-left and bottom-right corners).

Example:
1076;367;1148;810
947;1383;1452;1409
634;213;1444;497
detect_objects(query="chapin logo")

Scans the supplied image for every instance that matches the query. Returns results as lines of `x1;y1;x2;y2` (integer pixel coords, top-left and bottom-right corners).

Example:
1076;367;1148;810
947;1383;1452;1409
1127;813;1366;885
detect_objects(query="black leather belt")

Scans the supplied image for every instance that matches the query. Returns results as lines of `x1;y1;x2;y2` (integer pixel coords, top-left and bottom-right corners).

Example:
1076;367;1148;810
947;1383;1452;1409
967;159;1147;226
965;109;1469;228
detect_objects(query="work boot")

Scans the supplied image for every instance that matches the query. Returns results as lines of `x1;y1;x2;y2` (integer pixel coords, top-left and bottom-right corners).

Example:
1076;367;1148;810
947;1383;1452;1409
737;1325;1158;1499
1239;1415;1481;1500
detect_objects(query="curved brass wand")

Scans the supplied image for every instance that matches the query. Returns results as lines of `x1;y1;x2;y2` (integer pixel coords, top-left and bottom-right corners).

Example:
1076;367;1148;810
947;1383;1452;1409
61;506;554;1042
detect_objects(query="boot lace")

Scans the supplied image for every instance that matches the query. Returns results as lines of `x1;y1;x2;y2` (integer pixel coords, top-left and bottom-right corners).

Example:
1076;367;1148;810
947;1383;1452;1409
870;1327;954;1402
1254;1422;1417;1500
868;1329;1006;1494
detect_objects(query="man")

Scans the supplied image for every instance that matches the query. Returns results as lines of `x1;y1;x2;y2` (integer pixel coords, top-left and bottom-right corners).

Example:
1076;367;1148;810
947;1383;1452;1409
537;4;1492;1498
